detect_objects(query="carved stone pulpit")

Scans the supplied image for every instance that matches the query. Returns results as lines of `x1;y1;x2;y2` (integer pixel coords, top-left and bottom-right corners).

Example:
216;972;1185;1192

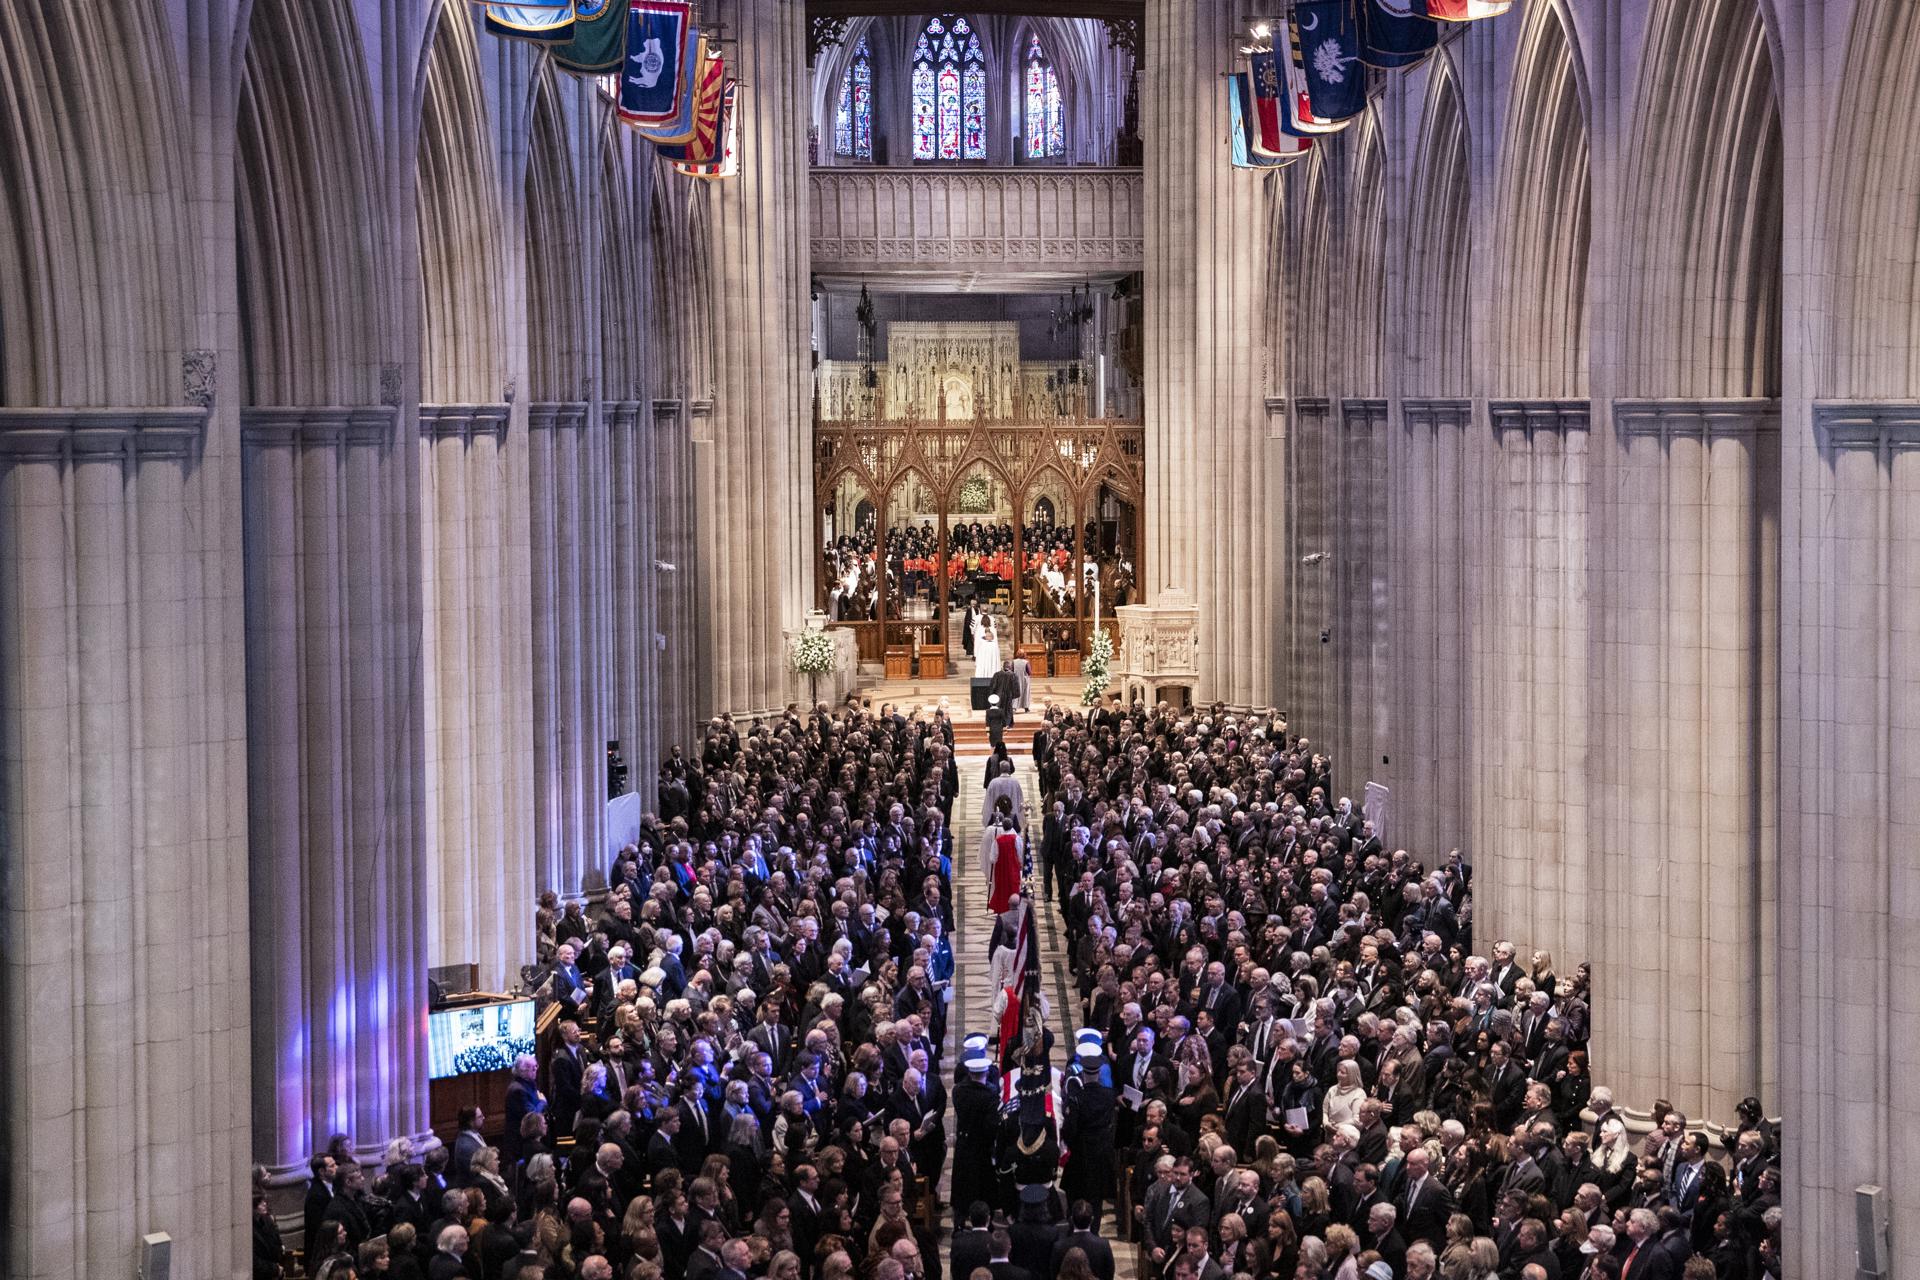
1115;588;1200;708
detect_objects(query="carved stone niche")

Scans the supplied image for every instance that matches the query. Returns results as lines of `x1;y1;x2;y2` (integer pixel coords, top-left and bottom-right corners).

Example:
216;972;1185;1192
1114;587;1199;709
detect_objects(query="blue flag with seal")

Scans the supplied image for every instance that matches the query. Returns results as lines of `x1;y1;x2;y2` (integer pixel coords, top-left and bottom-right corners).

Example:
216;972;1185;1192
1294;0;1367;122
1278;16;1350;134
618;2;699;130
1361;0;1438;68
484;1;575;43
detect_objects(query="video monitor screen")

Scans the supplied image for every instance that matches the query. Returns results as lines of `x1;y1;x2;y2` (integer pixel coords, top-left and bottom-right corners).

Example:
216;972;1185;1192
428;1000;537;1079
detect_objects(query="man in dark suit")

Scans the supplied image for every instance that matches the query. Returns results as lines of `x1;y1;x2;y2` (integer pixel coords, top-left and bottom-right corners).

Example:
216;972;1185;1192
987;1228;1039;1280
427;1225;470;1280
547;1020;586;1135
1142;1158;1211;1271
1487;1040;1528;1131
1222;1060;1266;1156
450;1107;487;1184
1190;962;1243;1031
1499;1136;1551;1200
953;1203;996;1280
673;1081;716;1173
549;943;591;1019
747;999;794;1073
1530;1019;1572;1083
1669;1133;1711;1222
1367;1204;1408;1277
1396;1148;1455;1248
595;944;641;1014
1489;941;1523;1007
1051;1201;1116;1280
322;1162;374;1252
1009;1188;1063;1277
646;1107;683;1184
302;1153;337;1262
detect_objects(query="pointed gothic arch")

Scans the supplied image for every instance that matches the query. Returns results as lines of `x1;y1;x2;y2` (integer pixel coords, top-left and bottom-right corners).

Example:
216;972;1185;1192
235;0;388;406
1621;0;1780;399
1349;107;1388;398
1824;0;1920;398
600;125;647;402
417;2;507;403
1291;148;1337;399
0;0;191;405
1406;57;1471;398
1494;1;1590;399
524;73;586;402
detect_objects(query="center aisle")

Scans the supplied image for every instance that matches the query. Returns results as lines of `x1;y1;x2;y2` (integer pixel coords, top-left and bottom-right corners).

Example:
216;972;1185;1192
940;710;1138;1280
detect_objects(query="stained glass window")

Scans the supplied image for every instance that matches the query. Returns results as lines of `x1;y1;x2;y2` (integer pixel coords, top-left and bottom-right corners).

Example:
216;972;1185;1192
912;15;986;161
834;38;873;159
1024;34;1064;159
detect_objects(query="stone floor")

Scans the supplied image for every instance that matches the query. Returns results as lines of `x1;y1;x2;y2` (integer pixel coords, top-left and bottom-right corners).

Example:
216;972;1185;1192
938;701;1140;1280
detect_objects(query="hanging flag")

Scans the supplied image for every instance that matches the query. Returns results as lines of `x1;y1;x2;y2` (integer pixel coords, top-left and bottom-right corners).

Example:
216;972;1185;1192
1294;0;1367;121
1231;72;1305;168
1427;0;1514;21
1361;0;1438;68
617;2;699;130
674;82;740;178
1248;47;1285;151
1017;898;1044;1054
645;39;724;151
548;0;627;75
1277;16;1350;134
483;1;575;43
657;49;729;162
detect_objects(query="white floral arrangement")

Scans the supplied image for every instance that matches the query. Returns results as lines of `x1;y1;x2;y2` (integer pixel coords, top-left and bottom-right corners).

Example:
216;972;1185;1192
957;473;992;513
1082;628;1114;706
790;628;840;676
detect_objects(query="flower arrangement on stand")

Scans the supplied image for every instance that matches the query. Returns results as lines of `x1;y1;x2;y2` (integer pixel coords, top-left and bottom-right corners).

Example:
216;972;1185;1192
1081;627;1114;706
791;629;839;705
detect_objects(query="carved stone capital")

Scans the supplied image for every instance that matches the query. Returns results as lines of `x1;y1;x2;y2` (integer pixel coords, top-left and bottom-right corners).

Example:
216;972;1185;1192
418;403;511;442
0;406;207;460
239;405;398;448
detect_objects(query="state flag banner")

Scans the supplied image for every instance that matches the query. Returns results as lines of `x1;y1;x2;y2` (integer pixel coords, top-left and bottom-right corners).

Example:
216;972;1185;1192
656;48;729;162
1427;0;1515;20
1361;0;1439;69
1231;72;1305;168
484;1;575;43
1278;16;1351;134
674;82;740;178
618;2;700;129
548;0;628;75
1294;0;1367;123
1248;48;1285;152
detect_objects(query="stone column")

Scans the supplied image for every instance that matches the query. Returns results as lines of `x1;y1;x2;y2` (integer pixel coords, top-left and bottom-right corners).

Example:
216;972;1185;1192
1336;398;1390;787
419;403;535;988
1388;399;1479;860
608;398;660;809
243;406;432;1175
1143;0;1274;707
697;0;812;717
1782;404;1920;1271
0;408;252;1279
528;400;611;893
1283;398;1336;735
653;399;700;748
1476;402;1591;975
1590;399;1779;1124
